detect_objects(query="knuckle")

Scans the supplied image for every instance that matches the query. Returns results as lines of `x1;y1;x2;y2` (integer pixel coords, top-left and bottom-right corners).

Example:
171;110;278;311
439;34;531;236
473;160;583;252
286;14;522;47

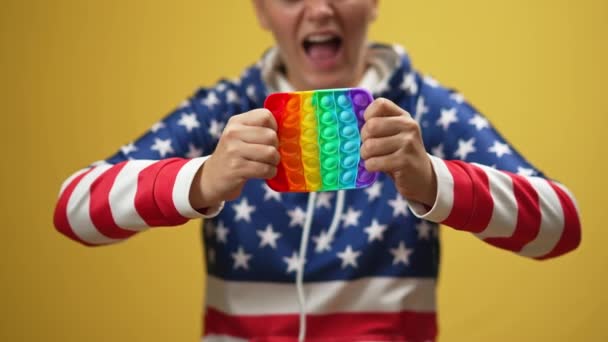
365;159;378;171
267;165;277;178
262;145;276;161
366;119;380;135
402;118;418;131
222;126;239;140
375;97;390;110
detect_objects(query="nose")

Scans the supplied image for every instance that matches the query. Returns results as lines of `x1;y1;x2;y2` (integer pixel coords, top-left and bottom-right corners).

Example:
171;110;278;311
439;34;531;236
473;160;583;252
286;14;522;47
304;0;334;23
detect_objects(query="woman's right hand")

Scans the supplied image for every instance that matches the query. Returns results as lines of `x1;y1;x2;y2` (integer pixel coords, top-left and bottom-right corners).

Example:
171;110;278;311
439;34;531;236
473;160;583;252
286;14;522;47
189;108;280;209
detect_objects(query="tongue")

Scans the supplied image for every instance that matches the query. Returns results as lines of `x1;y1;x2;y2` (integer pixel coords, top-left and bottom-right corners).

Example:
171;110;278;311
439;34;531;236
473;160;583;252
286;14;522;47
308;42;339;61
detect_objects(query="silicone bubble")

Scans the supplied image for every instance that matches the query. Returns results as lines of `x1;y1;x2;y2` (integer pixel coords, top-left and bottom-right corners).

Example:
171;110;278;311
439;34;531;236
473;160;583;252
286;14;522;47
264;88;378;192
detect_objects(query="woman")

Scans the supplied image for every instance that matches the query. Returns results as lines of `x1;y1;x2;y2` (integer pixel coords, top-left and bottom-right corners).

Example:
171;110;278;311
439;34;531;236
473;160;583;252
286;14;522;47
54;1;581;340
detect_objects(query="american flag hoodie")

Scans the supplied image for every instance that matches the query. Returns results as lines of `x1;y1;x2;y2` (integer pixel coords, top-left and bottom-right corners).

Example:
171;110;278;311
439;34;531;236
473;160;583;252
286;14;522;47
54;44;581;342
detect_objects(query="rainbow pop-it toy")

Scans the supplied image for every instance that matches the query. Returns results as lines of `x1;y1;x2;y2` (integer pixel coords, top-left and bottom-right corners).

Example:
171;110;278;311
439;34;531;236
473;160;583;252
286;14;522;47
264;88;378;192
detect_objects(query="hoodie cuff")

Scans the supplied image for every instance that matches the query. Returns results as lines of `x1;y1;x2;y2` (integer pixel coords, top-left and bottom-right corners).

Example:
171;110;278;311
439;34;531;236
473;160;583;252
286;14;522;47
172;156;225;219
408;155;454;223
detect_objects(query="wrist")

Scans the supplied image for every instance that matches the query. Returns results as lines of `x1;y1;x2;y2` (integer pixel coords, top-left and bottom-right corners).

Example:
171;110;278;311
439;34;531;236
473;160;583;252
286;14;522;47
189;160;221;211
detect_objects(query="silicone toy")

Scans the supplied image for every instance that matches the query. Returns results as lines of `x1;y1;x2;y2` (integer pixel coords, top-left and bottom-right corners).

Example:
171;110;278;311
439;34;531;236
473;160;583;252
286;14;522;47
264;88;378;192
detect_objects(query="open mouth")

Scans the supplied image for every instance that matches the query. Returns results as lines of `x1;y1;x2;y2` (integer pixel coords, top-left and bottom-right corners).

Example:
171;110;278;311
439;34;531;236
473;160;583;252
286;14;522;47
302;33;343;69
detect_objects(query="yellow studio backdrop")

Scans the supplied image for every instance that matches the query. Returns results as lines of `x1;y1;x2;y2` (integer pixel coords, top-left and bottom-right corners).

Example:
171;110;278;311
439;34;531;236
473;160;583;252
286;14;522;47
1;0;606;341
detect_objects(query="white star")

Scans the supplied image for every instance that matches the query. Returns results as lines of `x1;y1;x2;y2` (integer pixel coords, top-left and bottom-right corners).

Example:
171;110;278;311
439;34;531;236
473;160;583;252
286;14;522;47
203;91;219;108
431;144;445;159
341;207;362;228
364;219;388;242
257;224;281;249
364;181;383;202
423;75;440;87
150;121;165;132
374;79;390;95
121;142;137;155
216;82;227;92
177;113;200;132
178;99;190;108
437;108;458;131
393;44;407;56
231;246;252;270
150;138;174;158
414;96;429;122
316;192;334;209
226;89;240;104
246;85;257;100
400;72;418;95
283;252;304;274
388;194;409;218
390;241;413;266
215;221;229;243
287;206;306;228
416;221;434;240
337;245;361;269
262;183;281;202
312;230;333;253
232;198;256;222
517;166;536;177
450;92;465;103
469;114;489;131
208;119;225;140
185;143;203;158
454;137;476;160
488;141;511;158
207;247;215;264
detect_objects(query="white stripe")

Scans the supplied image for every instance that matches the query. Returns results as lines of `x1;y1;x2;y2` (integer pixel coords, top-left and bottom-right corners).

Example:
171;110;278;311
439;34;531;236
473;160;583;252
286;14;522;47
59;168;89;196
109;160;156;231
173;156;210;219
409;155;453;222
555;182;580;213
473;164;518;240
66;164;121;245
206;276;436;315
202;335;247;342
519;177;565;258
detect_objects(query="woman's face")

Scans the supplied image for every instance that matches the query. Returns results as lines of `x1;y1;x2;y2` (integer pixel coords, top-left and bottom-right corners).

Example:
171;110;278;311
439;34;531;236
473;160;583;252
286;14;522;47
253;0;378;91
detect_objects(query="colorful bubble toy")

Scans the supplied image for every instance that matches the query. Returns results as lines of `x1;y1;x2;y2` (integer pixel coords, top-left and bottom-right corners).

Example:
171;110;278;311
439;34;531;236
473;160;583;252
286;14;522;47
264;88;378;192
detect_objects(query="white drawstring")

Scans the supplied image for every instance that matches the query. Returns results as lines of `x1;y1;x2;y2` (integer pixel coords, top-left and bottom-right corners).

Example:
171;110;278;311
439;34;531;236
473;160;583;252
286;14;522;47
326;190;346;244
296;190;346;342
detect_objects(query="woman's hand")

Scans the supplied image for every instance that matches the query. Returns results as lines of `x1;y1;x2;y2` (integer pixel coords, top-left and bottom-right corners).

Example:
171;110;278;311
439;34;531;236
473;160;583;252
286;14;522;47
189;109;280;209
360;98;437;206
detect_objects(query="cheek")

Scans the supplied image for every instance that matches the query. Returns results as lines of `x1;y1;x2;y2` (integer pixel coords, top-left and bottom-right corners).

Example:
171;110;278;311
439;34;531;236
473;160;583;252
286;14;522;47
266;13;300;51
340;5;373;43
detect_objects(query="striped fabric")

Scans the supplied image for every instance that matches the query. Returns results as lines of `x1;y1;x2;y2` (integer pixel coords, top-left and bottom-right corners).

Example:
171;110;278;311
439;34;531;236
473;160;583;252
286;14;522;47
53;44;581;341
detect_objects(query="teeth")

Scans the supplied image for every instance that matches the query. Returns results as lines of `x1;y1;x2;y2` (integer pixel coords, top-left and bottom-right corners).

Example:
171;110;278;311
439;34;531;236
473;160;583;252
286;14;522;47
306;34;336;43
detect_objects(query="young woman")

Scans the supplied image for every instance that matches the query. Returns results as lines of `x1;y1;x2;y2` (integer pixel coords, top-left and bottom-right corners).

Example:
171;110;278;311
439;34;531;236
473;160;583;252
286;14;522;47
54;1;581;340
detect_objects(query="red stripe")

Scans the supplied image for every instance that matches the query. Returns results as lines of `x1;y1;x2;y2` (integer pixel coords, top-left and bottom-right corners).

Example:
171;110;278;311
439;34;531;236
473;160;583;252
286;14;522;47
537;183;581;260
484;173;541;252
53;169;96;246
204;307;436;341
134;159;178;226
88;161;138;239
442;161;474;230
154;158;190;223
464;164;494;233
134;158;188;227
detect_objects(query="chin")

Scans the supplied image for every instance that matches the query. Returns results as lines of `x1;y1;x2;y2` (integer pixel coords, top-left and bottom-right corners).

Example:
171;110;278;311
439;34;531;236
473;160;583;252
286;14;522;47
303;73;353;90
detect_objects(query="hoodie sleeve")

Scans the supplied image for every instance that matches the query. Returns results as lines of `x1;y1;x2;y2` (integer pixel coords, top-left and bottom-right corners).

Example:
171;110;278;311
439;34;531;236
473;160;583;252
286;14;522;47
53;79;254;246
407;75;581;260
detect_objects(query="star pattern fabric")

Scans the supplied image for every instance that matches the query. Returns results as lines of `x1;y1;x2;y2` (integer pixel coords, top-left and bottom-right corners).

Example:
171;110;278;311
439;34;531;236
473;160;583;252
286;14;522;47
54;43;580;341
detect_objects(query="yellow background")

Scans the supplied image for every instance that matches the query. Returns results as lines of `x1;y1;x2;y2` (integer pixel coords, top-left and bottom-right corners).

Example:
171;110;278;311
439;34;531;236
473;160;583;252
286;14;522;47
1;0;607;340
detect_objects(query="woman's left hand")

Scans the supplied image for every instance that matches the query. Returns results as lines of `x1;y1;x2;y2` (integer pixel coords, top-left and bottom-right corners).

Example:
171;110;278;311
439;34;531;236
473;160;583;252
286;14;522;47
360;98;437;207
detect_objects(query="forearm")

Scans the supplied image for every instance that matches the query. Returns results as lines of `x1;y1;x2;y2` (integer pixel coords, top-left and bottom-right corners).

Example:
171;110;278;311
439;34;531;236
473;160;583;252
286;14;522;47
409;156;581;259
54;157;222;246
